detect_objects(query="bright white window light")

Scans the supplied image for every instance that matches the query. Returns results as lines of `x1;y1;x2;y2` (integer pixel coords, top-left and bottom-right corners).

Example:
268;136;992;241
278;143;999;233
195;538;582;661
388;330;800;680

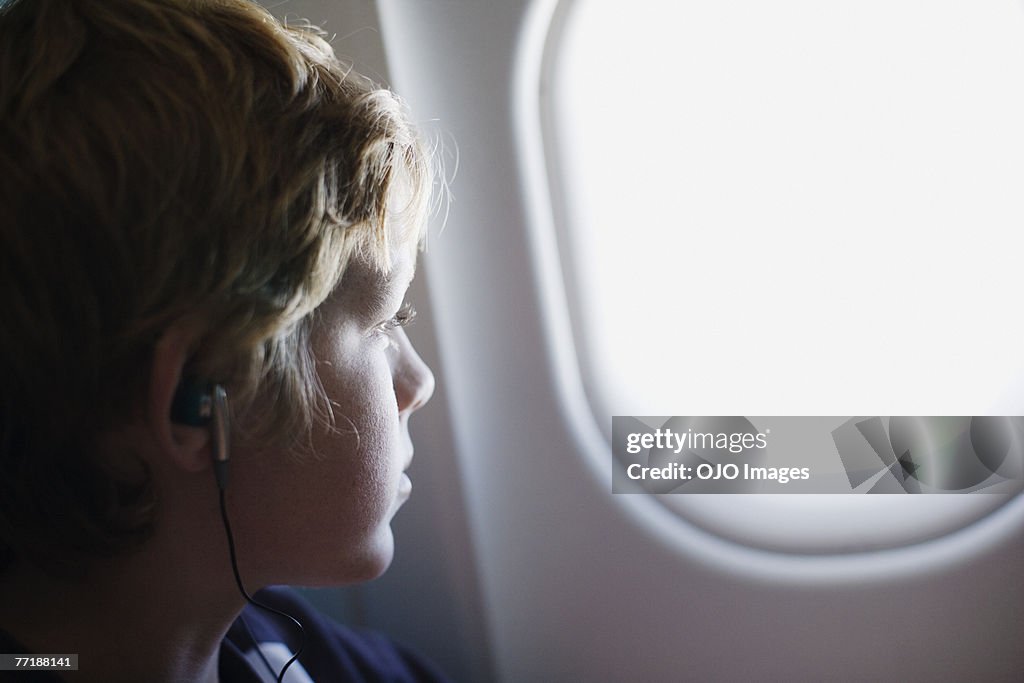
551;0;1024;418
546;0;1024;552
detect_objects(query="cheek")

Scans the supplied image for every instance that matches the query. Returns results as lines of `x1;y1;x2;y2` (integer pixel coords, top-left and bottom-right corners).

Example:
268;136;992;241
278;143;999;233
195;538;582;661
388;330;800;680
322;354;397;448
315;357;402;506
251;332;406;581
267;392;401;583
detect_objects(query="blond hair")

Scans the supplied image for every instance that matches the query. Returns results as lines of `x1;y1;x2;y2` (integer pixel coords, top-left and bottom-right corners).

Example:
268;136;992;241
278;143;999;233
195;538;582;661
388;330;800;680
0;0;432;574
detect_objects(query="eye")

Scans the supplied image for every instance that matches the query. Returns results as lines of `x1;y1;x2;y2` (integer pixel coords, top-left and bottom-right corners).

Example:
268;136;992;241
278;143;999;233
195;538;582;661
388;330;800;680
373;302;417;347
383;302;417;331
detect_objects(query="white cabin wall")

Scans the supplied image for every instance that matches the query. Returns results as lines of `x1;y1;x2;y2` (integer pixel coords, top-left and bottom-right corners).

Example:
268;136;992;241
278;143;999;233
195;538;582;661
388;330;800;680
374;1;1024;681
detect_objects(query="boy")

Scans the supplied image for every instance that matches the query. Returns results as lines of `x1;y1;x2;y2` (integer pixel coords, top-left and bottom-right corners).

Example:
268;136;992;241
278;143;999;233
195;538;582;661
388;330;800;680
0;0;445;680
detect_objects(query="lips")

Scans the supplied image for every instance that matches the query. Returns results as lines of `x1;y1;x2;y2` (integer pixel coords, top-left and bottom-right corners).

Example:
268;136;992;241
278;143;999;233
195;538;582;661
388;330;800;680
398;471;412;499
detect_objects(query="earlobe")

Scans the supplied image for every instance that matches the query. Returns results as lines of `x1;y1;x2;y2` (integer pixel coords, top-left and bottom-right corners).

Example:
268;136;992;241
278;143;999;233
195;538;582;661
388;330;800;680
149;325;211;474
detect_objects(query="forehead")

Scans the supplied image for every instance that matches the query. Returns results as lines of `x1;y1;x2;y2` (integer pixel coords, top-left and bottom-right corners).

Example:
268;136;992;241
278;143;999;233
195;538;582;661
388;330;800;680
334;244;417;313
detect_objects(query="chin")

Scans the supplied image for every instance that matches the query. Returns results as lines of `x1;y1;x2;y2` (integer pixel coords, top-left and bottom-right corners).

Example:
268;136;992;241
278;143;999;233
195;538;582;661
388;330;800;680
305;528;396;587
353;541;395;583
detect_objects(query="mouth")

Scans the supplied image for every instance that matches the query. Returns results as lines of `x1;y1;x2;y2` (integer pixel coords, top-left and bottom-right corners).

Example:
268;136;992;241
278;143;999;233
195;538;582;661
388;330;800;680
398;471;412;498
398;451;414;498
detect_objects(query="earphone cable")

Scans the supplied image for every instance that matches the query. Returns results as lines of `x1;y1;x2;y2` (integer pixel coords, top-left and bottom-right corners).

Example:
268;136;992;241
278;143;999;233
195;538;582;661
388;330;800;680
219;487;305;683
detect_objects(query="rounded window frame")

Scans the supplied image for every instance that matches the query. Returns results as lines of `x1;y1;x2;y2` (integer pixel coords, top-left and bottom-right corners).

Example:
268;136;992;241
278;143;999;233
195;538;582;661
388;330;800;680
535;0;1024;556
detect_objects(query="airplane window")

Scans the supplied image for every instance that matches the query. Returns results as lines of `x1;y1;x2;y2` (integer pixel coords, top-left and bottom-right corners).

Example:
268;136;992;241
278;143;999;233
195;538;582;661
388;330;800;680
543;0;1024;552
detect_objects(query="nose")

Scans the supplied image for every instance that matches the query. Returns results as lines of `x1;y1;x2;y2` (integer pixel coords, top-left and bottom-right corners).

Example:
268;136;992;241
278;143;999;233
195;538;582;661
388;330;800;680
392;328;435;414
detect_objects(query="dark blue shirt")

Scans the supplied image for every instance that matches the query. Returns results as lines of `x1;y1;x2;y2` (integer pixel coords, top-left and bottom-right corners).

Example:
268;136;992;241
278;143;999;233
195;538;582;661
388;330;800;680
0;587;450;682
220;587;451;682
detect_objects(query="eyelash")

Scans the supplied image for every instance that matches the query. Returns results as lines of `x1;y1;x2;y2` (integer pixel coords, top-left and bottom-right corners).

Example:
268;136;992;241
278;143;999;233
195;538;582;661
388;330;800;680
380;302;417;332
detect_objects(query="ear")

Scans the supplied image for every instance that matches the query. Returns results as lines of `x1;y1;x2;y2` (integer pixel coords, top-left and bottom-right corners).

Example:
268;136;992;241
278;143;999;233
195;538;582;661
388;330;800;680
149;324;211;474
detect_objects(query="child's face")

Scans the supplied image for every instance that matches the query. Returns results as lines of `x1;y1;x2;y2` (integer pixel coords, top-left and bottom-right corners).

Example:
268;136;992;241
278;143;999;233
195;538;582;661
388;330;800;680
236;241;435;586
